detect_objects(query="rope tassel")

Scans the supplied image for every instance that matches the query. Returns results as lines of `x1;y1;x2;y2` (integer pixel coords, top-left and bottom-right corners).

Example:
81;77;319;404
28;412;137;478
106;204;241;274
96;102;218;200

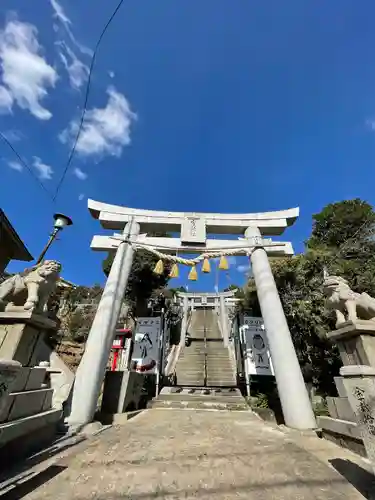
188;265;198;281
153;259;164;275
218;255;229;270
202;258;211;273
169;263;179;278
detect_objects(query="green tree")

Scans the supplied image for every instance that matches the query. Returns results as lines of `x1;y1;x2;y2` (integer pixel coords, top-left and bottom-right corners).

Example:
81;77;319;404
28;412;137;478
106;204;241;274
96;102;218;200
168;286;187;295
241;199;375;396
66;307;96;343
103;246;170;316
308;198;375;251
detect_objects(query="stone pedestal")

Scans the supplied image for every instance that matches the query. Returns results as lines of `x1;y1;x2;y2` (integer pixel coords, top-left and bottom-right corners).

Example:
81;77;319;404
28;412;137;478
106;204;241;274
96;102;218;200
327;320;375;367
100;370;144;416
340;365;375;473
0;312;57;366
0;359;22;414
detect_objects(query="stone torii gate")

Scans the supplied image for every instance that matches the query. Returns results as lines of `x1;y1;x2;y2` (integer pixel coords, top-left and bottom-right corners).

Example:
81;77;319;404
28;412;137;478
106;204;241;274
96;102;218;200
176;291;236;347
67;200;316;430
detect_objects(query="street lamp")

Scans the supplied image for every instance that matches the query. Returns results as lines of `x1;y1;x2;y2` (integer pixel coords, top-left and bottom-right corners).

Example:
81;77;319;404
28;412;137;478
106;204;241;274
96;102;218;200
36;213;73;264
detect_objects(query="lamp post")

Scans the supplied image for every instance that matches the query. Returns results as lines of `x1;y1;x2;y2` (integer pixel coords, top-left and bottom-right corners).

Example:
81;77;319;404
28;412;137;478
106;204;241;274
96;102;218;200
36;213;73;264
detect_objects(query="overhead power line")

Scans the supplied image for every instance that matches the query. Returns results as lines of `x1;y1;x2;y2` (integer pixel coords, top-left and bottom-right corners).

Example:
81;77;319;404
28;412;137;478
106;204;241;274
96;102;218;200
53;0;126;202
0;132;54;200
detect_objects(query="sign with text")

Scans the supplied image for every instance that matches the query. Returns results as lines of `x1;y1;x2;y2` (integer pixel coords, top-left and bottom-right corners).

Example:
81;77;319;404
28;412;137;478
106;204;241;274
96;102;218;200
131;317;161;374
240;316;274;376
181;215;206;244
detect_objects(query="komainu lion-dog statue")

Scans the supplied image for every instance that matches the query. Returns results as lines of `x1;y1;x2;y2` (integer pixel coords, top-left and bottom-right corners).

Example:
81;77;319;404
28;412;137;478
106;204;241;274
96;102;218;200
323;275;375;327
0;260;62;315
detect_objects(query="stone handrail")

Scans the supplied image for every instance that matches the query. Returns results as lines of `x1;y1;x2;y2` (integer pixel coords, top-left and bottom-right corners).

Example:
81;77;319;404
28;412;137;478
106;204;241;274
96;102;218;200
165;309;192;376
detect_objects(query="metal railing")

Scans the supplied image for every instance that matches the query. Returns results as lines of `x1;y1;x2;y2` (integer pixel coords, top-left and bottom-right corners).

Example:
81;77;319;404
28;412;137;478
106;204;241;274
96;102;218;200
203;308;208;387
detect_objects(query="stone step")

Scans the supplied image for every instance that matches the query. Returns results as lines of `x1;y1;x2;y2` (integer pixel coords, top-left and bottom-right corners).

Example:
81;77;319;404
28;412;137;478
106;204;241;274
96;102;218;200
206;366;233;370
206;375;236;380
206;368;233;376
206;377;236;382
176;380;205;383
0;388;54;423
176;370;203;374
149;399;248;411
155;394;246;404
206;360;232;364
205;385;237;389
0;408;62;455
206;364;232;368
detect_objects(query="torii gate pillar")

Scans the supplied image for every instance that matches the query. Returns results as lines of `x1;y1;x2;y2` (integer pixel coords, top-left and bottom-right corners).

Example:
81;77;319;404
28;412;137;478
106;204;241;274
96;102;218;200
245;227;316;430
67;220;140;429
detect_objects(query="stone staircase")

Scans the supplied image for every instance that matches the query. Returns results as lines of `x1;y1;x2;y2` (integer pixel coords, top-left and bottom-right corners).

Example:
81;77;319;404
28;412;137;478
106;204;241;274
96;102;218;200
174;309;236;388
149;387;248;411
175;342;205;386
206;341;236;387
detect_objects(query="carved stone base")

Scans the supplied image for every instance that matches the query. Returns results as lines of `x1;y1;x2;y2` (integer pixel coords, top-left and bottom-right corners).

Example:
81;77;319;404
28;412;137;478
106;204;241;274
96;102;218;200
340;365;375;473
327;320;375;368
0;359;22;415
0;312;57;366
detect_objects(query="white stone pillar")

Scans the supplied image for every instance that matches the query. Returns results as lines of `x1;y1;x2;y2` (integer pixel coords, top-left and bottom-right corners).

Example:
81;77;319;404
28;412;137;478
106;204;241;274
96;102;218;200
220;295;229;346
68;220;140;429
180;296;189;344
245;227;316;430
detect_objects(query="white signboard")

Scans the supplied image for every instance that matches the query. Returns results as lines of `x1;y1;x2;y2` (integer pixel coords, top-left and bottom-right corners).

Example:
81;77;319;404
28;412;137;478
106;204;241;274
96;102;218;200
181;215;206;244
131;317;161;374
240;316;274;376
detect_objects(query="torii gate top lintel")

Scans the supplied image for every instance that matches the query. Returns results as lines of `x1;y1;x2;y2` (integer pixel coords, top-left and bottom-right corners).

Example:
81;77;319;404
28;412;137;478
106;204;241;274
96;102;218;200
88;199;299;237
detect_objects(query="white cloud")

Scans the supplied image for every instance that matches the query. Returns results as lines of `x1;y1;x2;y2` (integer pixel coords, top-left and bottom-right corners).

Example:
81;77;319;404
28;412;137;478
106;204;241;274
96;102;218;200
78;193;85;201
57;41;89;90
2;129;23;142
32;156;53;180
108;71;115;78
73;166;87;180
8;160;23;171
50;1;91;90
227;256;237;266
0;18;57;119
237;264;250;273
50;0;71;26
50;0;92;56
0;85;13;113
59;86;136;158
366;119;375;131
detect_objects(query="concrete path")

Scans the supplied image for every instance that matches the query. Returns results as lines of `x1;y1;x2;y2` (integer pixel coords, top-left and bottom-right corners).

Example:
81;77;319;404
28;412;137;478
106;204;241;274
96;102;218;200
2;409;374;499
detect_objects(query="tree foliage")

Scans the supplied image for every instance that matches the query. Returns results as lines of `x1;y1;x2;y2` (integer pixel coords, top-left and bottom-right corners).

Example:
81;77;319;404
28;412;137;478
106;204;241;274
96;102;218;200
47;284;103;346
102;241;170;316
66;307;96;343
168;286;187;295
241;199;375;396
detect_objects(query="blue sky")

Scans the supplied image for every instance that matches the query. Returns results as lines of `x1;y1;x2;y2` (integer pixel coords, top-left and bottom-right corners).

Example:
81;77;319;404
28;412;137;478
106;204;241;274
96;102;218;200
1;1;375;292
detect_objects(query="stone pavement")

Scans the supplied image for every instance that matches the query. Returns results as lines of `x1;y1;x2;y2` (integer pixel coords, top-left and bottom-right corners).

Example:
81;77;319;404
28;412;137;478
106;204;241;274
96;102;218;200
1;409;374;499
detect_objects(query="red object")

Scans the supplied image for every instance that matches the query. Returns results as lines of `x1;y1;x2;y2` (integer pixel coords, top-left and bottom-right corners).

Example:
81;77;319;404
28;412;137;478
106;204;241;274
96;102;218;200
111;350;119;371
116;328;132;338
112;338;124;349
134;359;156;373
111;329;132;370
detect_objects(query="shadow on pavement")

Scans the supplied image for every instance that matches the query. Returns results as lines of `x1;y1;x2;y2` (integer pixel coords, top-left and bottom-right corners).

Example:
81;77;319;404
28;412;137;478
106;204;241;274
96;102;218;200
0;465;66;500
0;435;85;494
330;458;375;499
